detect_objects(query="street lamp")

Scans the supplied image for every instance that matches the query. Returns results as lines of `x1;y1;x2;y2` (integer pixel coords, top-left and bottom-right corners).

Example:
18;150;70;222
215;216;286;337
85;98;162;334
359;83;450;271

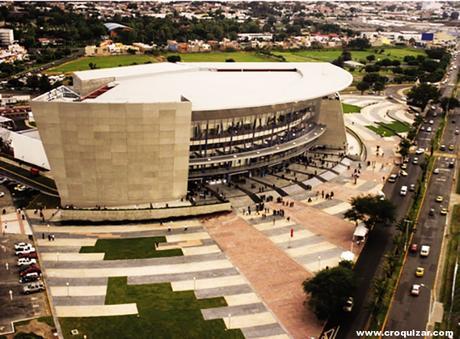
66;282;70;297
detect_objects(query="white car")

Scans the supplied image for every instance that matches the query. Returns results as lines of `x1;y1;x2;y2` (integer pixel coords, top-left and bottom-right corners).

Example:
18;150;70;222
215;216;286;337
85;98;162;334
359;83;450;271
400;170;408;177
0;177;7;184
415;148;424;155
17;258;37;266
433;168;440;174
411;284;421;296
14;184;26;192
429;120;434;125
14;242;32;250
412;157;418;165
427;126;432;132
343;297;354;312
420;245;430;257
15;247;36;256
388;174;398;183
400;185;408;196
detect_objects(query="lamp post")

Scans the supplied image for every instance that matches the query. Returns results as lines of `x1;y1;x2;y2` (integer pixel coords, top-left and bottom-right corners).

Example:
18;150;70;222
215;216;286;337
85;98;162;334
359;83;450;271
66;282;70;297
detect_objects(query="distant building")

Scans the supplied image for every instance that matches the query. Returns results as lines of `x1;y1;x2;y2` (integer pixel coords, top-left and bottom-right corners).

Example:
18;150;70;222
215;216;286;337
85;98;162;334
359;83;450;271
237;33;273;42
0;28;14;46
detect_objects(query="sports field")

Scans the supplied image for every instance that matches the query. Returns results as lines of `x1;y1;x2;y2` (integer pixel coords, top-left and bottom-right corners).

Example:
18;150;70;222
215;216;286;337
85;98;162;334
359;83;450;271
47;47;426;74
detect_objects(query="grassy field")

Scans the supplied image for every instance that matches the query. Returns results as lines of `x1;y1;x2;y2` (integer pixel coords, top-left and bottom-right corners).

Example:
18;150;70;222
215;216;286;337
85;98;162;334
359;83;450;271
382;121;411;133
366;121;410;137
366;125;395;137
342;103;361;113
80;237;182;260
48;55;158;73
47;47;426;74
59;277;243;339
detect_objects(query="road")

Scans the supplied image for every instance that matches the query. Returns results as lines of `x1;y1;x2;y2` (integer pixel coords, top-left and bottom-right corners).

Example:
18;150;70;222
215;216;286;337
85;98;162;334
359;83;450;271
383;53;460;336
321;49;459;339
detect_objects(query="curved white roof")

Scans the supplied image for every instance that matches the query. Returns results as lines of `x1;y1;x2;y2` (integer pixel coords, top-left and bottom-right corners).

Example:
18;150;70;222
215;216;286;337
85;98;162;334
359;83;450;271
74;62;353;111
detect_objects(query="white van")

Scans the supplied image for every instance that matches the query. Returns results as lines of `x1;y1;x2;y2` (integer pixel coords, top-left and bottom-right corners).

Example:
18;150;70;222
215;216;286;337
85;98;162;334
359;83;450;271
400;186;408;196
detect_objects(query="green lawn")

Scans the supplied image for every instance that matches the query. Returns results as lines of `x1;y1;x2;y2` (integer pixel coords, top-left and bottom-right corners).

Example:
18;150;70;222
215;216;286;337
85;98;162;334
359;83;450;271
382;121;411;133
366;125;396;137
47;47;426;74
342;103;361;113
59;277;243;339
166;51;273;62
80;237;182;260
48;55;158;73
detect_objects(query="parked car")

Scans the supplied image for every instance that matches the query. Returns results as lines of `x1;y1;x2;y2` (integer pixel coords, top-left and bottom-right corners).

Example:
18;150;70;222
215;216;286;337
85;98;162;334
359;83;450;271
440;208;448;215
0;177;7;184
435;195;444;203
19;264;41;276
449;145;455;151
420;245;430;257
401;163;408;170
15;247;36;256
400;170;408;177
440;145;446;151
17;258;37;266
410;243;418;253
19;272;40;284
18;252;38;259
409;184;416;191
23;281;45;295
14;242;32;250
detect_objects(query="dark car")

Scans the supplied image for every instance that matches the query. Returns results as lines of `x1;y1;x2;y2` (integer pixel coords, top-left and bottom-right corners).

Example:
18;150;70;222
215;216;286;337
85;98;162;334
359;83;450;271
19;272;40;284
410;243;418;253
19;264;41;276
18;251;38;259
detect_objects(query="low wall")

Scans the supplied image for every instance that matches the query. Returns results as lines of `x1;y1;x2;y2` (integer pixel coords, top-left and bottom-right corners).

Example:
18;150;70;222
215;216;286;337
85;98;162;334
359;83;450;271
59;202;232;222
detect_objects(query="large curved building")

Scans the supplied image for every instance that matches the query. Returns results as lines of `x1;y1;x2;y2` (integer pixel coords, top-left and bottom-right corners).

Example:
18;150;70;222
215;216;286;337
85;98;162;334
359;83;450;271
31;62;352;208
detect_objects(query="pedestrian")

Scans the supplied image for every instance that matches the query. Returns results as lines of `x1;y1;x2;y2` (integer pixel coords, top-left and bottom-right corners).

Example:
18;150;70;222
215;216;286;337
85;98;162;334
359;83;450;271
330;191;334;199
51;234;55;241
287;216;290;222
184;227;188;232
321;190;324;199
48;234;51;242
325;193;330;200
42;233;44;239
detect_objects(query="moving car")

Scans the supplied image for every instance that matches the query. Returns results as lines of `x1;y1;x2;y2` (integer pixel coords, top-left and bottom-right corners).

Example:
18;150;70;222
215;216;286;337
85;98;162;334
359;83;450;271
429;208;435;216
14;184;26;192
388;174;398;183
415;148;425;155
343;297;354;312
23;281;45;295
435;195;444;203
415;267;425;277
412;157;418;165
401;163;408;170
427;126;432;132
400;170;408;177
409;184;416;191
400;186;408;196
420;245;430;257
441;208;448;215
410;243;418;253
429;120;434;125
448;145;455;151
440;145;446;151
455;129;459;135
411;284;421;296
433;168;440;174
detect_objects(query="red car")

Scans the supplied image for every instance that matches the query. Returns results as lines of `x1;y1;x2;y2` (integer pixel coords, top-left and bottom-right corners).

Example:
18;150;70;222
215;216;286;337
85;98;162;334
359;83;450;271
19;264;41;276
18;251;37;259
410;243;418;253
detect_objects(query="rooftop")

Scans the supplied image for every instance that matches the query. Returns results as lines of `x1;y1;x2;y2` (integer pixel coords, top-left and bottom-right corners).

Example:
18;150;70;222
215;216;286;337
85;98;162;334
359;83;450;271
39;62;353;111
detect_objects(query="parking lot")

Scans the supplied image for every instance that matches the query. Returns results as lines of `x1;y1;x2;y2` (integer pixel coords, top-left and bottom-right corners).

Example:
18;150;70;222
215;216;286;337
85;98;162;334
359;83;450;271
0;189;51;336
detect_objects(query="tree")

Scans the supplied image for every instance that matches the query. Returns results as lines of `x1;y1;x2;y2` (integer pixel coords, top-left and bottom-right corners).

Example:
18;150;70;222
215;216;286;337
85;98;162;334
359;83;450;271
344;195;396;229
399;138;411;157
373;81;385;94
407;83;440;109
450;11;459;20
347;37;371;50
225;58;235;62
366;54;375;62
356;81;370;94
439;97;460;111
88;62;97;70
38;75;51;92
303;261;356;320
166;55;181;63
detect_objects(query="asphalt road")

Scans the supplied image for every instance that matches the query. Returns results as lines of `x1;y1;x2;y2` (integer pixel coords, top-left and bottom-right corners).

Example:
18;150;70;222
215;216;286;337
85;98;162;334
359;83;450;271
321;50;460;339
384;79;460;337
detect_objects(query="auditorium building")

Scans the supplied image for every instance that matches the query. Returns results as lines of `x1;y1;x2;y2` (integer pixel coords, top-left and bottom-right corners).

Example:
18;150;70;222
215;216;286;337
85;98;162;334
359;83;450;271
31;62;352;210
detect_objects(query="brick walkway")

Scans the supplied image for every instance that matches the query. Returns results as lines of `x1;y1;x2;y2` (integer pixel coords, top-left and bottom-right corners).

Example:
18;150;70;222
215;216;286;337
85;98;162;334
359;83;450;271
203;212;323;339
